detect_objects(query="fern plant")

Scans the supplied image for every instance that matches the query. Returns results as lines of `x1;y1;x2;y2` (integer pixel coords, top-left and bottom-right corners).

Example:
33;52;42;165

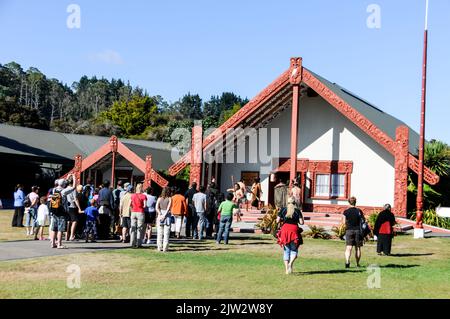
331;223;346;240
304;225;331;239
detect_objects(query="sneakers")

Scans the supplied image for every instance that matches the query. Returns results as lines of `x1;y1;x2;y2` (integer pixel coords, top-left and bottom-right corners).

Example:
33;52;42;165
146;239;151;244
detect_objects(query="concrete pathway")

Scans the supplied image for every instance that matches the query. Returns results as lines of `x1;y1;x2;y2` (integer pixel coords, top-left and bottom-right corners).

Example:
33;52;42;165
0;239;129;262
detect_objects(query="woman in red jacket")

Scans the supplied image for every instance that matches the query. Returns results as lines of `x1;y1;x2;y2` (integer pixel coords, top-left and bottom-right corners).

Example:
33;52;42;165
276;197;304;274
373;204;396;256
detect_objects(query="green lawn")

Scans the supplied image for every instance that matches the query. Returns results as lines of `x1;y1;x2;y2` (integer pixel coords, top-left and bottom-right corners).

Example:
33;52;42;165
0;210;449;298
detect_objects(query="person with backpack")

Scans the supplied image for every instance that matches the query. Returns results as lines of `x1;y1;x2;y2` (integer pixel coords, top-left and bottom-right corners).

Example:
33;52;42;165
62;176;81;241
49;179;69;249
342;196;366;268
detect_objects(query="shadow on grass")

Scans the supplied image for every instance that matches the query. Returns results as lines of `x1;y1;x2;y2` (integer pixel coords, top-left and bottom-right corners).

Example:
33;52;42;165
296;269;365;275
379;264;419;269
389;253;433;257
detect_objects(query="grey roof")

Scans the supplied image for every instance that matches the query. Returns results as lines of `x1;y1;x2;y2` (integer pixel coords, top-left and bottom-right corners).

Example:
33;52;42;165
0;124;174;170
306;68;420;155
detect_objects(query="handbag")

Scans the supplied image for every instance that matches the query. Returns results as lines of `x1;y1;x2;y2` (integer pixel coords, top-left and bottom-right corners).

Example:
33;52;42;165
359;210;370;237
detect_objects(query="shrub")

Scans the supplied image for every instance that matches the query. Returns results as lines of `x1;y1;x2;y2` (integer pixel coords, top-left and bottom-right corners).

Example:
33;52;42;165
304;225;331;239
331;223;346;240
409;209;450;229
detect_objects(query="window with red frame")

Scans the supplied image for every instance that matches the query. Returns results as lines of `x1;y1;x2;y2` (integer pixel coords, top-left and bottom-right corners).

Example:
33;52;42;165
313;173;347;199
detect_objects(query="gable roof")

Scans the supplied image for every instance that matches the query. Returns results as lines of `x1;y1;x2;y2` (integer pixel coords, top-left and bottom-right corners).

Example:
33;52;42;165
0;124;173;170
168;61;439;185
307;69;419;155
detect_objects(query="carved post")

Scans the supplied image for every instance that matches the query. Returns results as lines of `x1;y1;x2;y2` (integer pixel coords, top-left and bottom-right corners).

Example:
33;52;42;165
394;126;409;217
143;155;152;190
289;57;302;186
110;136;118;187
189;123;203;187
74;154;83;185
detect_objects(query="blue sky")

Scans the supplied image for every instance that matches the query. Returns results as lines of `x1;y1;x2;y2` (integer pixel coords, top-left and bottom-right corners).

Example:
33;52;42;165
0;0;449;143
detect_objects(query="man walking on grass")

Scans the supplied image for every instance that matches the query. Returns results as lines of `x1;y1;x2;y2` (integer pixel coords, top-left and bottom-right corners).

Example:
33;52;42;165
342;196;365;268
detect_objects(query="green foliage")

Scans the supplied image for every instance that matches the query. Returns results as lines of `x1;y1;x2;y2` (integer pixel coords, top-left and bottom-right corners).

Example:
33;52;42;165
220;103;241;123
409;209;450;230
304;225;331;239
99;96;158;137
367;211;380;230
331;223;346;240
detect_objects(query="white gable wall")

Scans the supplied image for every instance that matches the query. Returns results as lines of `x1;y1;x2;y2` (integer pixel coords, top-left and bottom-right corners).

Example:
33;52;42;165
220;94;395;208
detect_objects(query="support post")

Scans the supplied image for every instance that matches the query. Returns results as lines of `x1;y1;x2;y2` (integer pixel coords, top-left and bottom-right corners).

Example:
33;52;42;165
74;154;83;185
289;57;302;186
189;123;203;187
110;136;118;187
416;4;429;238
144;155;152;190
394;126;409;217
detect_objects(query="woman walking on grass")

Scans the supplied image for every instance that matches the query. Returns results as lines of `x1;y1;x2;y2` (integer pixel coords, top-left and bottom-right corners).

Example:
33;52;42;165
373;204;396;256
156;187;172;252
276;197;304;275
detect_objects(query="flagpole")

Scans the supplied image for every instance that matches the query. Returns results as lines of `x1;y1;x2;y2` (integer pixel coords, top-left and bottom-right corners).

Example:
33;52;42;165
415;0;429;238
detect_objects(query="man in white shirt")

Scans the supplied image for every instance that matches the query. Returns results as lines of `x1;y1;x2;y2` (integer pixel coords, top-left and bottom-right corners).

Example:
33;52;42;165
192;186;207;240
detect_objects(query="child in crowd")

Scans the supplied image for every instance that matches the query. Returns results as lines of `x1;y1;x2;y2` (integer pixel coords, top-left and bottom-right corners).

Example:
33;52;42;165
36;196;49;240
84;199;100;242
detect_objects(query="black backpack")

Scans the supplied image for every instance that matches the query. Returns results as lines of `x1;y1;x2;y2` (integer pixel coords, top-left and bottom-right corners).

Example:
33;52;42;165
23;194;31;208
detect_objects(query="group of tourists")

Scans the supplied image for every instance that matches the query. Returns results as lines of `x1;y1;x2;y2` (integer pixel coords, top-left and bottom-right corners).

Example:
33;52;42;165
11;176;255;251
275;180;397;274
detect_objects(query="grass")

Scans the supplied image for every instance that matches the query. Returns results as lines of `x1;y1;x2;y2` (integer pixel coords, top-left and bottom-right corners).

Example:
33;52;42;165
0;210;449;298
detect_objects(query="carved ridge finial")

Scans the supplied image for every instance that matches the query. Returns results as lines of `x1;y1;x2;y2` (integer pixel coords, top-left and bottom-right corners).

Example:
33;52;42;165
289;57;303;85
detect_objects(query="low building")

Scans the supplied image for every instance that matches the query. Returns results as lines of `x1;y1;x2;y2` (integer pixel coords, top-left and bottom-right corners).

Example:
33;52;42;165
0;124;173;207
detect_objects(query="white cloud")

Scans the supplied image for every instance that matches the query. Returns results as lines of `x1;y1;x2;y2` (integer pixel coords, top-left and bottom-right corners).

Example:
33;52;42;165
88;50;124;65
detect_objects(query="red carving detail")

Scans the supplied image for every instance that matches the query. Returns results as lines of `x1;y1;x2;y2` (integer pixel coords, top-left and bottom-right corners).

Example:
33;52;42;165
274;158;353;174
302;68;439;185
74;154;82;185
189;125;203;186
143;155;152;190
61;136;169;188
289;57;303;85
408;154;439;185
393;126;409;217
109;135;118;153
168;67;291;176
290;84;300;183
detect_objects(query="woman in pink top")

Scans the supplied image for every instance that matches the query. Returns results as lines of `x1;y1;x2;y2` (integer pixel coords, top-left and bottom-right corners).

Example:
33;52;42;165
130;183;147;248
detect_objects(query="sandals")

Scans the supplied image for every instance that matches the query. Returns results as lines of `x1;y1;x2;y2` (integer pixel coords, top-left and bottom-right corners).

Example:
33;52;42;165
57;245;67;249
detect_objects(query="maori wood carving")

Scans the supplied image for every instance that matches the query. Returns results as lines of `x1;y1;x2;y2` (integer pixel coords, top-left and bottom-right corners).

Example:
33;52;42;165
393;126;409;217
168;68;292;176
302;69;439;185
61;137;169;188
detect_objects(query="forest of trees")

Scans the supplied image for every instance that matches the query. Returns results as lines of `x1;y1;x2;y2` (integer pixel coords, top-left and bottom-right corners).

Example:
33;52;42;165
0;61;248;143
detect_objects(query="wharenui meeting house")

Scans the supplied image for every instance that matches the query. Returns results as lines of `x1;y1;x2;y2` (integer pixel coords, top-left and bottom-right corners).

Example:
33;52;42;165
169;57;439;217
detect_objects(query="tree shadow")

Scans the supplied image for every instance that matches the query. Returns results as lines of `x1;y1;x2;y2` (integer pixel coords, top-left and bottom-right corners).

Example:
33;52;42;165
389;253;433;257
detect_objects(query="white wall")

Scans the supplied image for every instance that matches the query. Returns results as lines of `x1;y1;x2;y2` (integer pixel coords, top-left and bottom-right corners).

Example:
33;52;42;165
220;94;395;208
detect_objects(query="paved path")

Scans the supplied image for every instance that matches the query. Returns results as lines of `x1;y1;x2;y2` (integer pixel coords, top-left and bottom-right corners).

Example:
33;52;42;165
0;239;129;261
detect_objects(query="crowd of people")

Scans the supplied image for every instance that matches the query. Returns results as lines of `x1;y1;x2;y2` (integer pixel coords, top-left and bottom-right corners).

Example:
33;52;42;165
10;175;397;273
10;176;266;251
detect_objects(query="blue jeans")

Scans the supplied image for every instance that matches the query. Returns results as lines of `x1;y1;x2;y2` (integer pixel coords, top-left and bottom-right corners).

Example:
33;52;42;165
25;207;37;227
283;242;298;261
197;211;207;239
216;216;232;244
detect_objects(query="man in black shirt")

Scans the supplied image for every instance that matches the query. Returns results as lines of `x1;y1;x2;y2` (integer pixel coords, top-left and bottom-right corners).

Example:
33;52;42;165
342;196;364;268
